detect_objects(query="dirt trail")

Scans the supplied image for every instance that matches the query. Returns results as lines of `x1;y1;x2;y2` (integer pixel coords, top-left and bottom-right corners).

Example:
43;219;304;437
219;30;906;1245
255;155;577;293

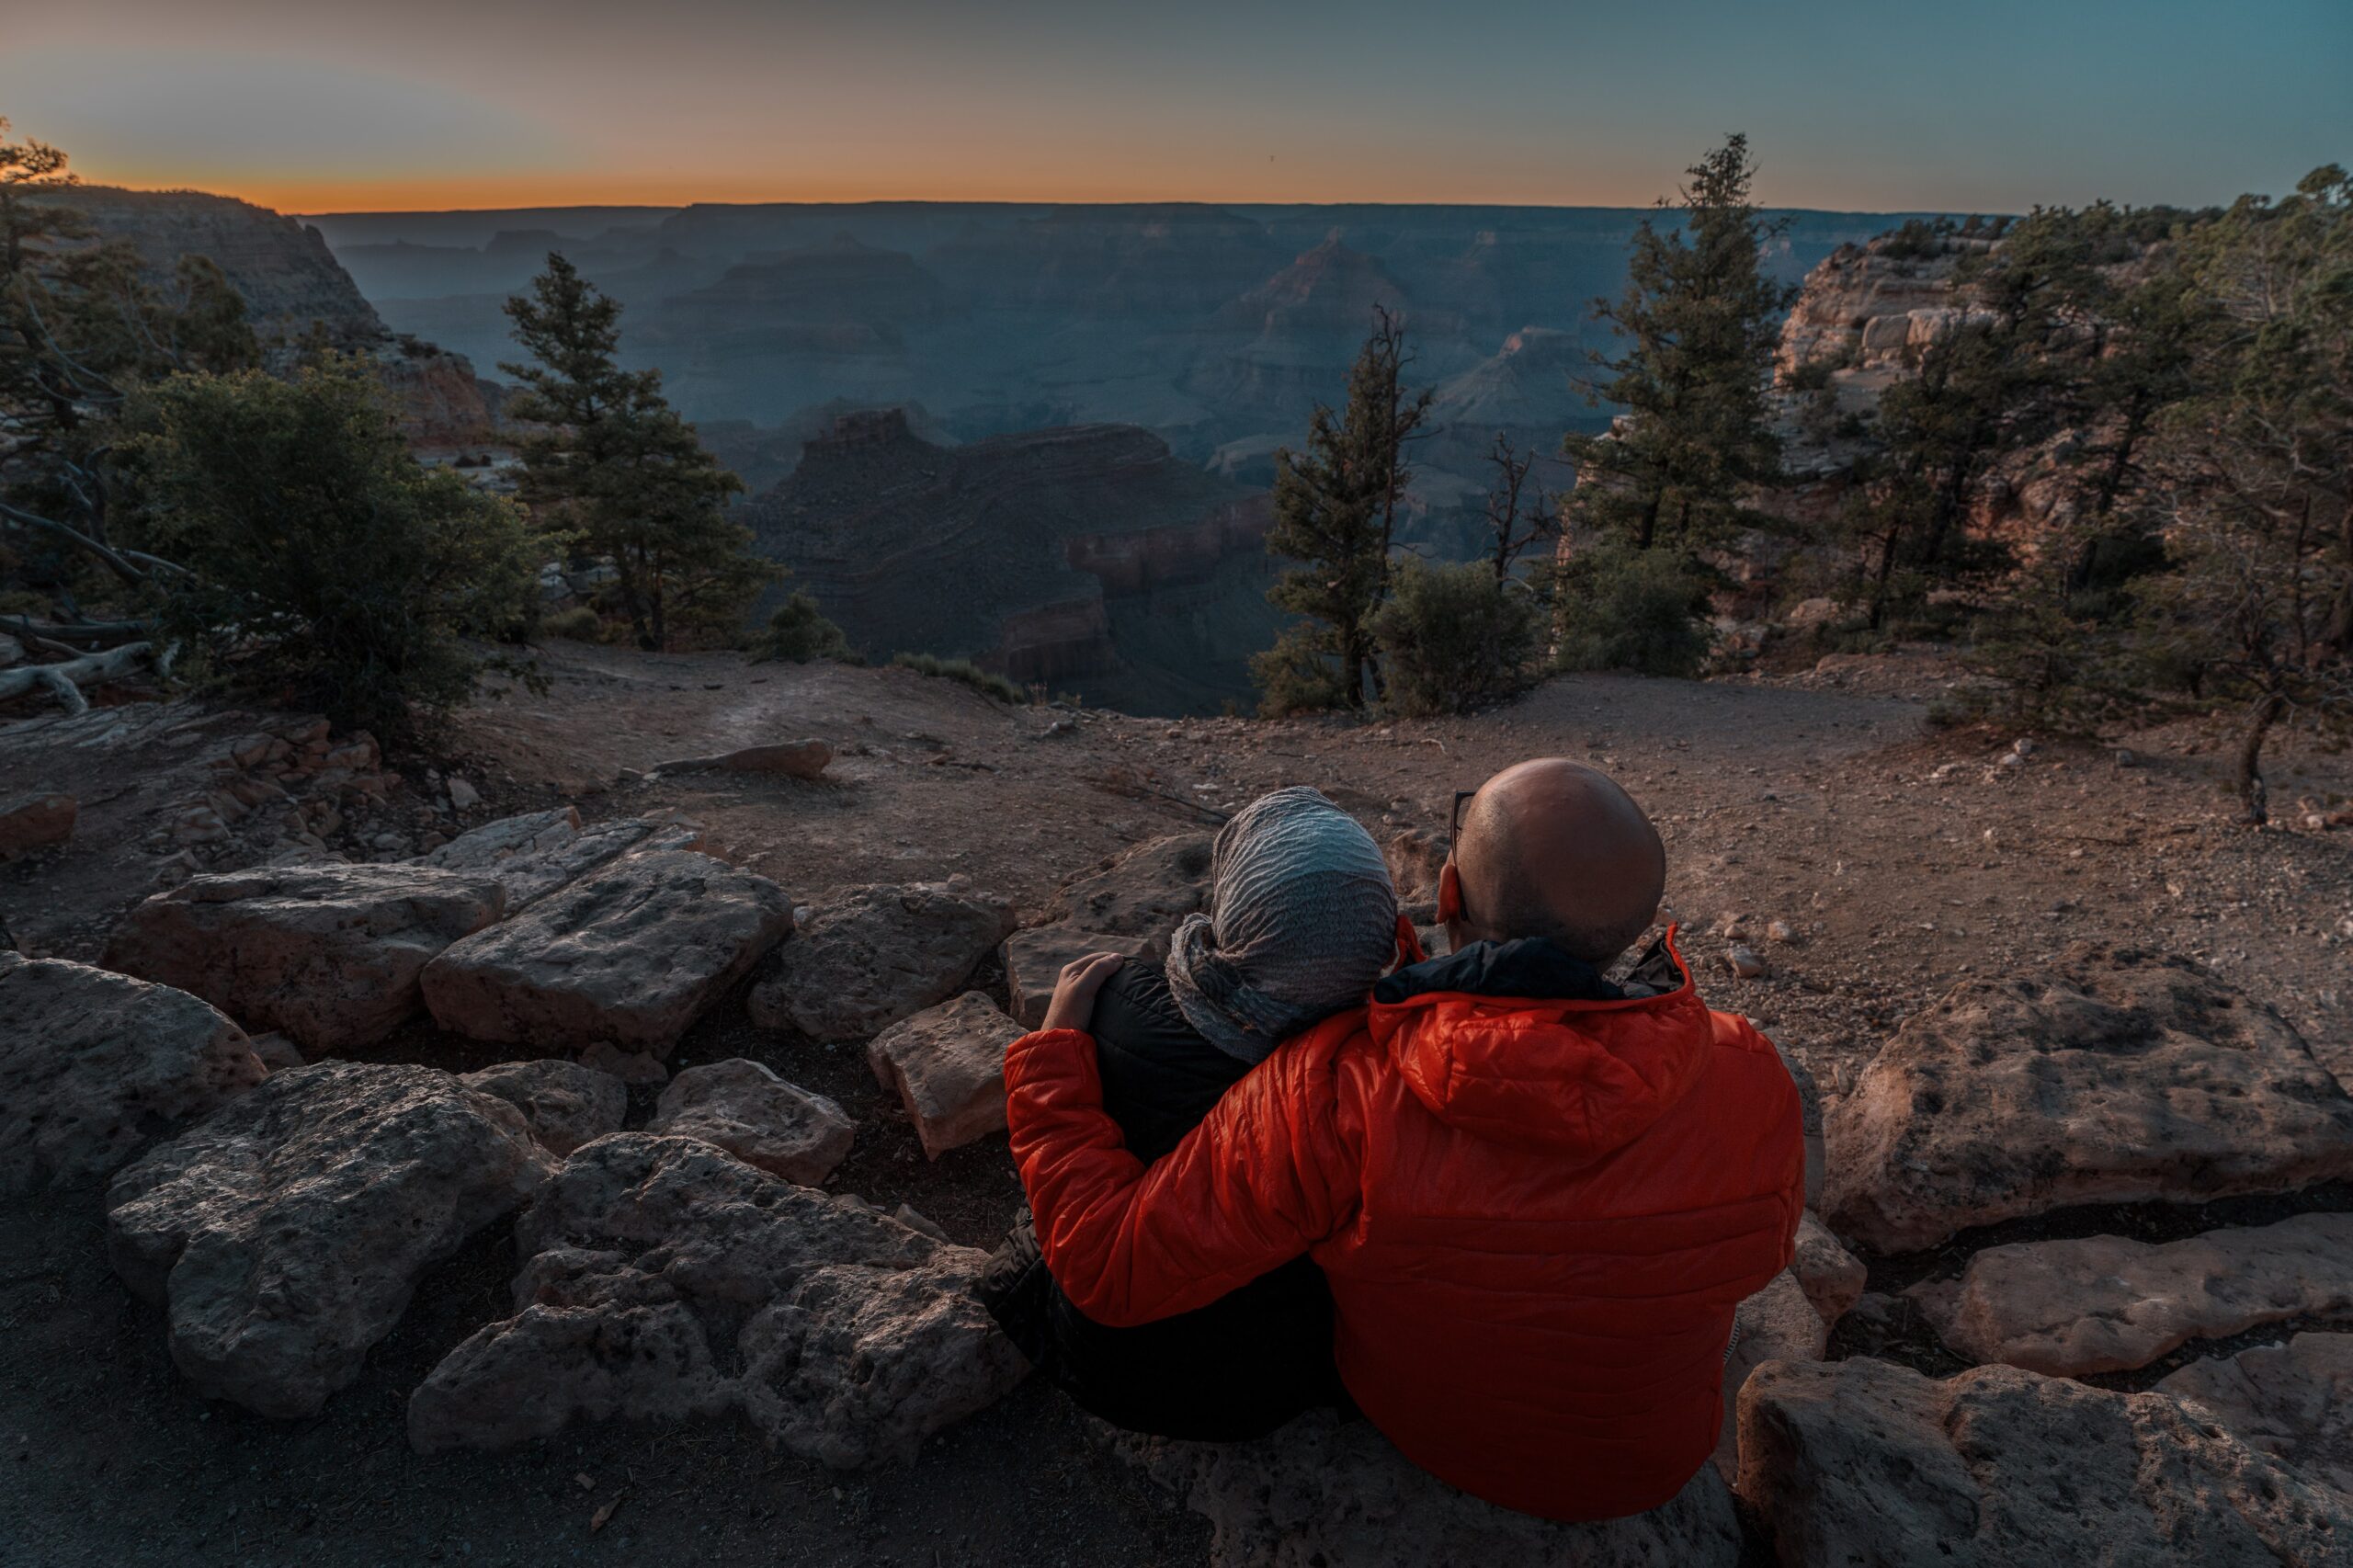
3;647;2348;1566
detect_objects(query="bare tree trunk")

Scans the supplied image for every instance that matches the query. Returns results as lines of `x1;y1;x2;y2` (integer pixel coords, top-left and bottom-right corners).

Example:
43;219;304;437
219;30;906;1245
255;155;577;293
0;642;154;715
1867;529;1900;631
2235;687;2285;825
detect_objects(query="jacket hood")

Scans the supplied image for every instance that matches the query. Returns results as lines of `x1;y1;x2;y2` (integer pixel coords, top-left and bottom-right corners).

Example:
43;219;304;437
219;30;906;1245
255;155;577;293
1366;930;1715;1159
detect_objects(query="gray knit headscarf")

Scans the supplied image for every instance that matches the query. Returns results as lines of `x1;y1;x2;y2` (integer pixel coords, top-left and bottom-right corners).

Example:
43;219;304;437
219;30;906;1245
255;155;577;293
1165;786;1398;1064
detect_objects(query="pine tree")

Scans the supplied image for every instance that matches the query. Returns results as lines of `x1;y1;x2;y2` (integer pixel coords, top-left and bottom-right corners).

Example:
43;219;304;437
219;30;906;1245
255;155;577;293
502;255;775;650
1563;134;1795;559
2134;166;2352;821
1252;306;1432;712
3;119;255;598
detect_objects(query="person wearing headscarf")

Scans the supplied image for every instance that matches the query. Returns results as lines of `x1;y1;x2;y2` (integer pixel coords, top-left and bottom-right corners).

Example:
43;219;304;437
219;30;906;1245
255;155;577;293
979;786;1403;1438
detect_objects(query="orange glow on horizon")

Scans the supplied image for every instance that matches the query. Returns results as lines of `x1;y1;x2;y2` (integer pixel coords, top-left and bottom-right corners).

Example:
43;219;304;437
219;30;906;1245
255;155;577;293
78;162;1663;217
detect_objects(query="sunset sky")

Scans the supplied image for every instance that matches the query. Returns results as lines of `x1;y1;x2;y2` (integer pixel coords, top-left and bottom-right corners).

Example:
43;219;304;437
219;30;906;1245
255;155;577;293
5;0;2347;215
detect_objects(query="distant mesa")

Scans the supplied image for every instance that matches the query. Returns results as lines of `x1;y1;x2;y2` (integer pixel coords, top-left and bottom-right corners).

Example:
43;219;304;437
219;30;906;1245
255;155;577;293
664;235;953;330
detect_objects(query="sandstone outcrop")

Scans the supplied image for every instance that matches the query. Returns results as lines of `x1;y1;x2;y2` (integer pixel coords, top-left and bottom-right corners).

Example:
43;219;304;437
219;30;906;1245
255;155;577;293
1913;1215;2353;1377
651;1059;855;1185
458;1059;629;1157
1821;947;2353;1252
2158;1334;2353;1496
1736;1357;2353;1566
106;1062;552;1418
101;862;506;1051
407;1134;1027;1467
0;954;267;1195
1119;1408;1743;1568
748;881;1012;1042
422;849;792;1055
867;992;1028;1159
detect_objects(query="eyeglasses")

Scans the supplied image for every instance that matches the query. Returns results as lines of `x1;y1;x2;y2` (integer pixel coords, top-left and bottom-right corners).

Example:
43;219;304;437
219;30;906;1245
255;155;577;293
1450;790;1476;850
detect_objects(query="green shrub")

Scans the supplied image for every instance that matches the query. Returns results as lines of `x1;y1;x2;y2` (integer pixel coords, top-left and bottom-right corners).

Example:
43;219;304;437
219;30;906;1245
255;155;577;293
122;358;541;741
1370;559;1545;716
540;605;608;642
891;651;1026;703
1248;625;1354;716
752;590;852;664
1552;546;1714;678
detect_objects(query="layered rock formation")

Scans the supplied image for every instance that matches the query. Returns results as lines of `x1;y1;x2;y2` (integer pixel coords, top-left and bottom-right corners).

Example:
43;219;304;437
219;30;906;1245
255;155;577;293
739;411;1279;704
45;187;508;449
54;186;384;345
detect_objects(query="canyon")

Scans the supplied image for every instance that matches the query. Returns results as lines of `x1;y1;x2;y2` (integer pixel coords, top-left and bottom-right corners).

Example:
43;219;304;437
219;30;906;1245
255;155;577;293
55;186;1953;710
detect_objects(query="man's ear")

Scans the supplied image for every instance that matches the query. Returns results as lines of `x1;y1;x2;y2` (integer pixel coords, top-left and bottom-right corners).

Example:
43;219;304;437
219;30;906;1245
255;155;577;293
1436;861;1462;926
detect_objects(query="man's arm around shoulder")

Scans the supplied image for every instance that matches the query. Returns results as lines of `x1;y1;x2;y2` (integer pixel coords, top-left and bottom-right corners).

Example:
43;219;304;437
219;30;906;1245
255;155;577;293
1005;1017;1359;1328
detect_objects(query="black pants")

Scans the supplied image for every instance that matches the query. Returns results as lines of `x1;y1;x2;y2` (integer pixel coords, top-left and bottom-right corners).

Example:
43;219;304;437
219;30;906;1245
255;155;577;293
979;1210;1352;1442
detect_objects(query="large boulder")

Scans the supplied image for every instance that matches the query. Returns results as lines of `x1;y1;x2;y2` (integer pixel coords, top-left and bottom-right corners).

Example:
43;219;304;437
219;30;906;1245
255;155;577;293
0;954;266;1196
422;850;793;1056
416;810;704;911
867;991;1027;1159
458;1059;628;1156
102;862;506;1051
747;881;1013;1042
651;1058;855;1185
1821;947;2353;1252
2159;1333;2353;1496
106;1061;553;1418
407;1133;1028;1467
1913;1215;2353;1377
1119;1408;1743;1568
1736;1357;2353;1566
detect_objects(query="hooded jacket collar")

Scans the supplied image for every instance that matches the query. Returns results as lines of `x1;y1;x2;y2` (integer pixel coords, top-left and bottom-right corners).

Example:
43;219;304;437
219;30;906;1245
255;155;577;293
1367;928;1712;1160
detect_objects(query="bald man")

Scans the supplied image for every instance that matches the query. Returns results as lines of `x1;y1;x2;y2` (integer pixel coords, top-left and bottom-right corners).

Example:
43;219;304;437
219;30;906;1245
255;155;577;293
1005;759;1803;1522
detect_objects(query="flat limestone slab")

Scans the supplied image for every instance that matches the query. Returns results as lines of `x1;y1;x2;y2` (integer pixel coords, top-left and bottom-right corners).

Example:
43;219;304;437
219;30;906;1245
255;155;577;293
652;1058;854;1185
422;849;791;1056
1914;1214;2353;1376
407;1133;1026;1468
103;862;506;1051
1822;946;2353;1253
0;954;265;1195
417;810;704;911
1737;1357;2353;1566
106;1061;551;1419
2158;1333;2353;1496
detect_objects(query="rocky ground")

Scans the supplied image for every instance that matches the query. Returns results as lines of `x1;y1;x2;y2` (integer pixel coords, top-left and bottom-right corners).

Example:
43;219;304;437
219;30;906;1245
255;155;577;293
3;641;2351;1568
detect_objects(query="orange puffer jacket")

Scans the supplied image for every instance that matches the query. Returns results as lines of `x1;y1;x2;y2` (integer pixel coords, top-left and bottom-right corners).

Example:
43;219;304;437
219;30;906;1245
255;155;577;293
1005;932;1804;1522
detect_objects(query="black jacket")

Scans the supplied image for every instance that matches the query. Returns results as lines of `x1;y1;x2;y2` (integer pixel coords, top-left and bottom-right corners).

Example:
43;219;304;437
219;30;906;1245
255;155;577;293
978;961;1346;1439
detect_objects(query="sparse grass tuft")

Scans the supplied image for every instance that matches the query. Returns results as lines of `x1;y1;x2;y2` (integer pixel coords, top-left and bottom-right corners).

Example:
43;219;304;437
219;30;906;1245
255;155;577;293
890;652;1027;704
